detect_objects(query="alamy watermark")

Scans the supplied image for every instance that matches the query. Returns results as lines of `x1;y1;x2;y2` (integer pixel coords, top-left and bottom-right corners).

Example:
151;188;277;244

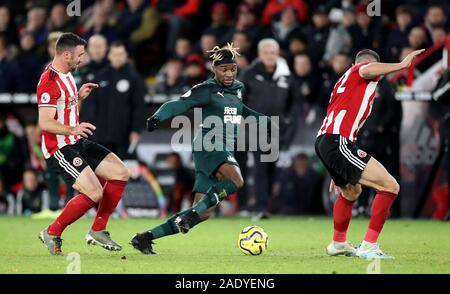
66;0;81;17
66;252;81;274
366;0;381;17
169;109;279;162
366;259;381;274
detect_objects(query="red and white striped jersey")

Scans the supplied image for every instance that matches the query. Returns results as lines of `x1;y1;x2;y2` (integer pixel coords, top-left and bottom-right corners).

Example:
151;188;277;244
36;64;80;159
317;62;380;142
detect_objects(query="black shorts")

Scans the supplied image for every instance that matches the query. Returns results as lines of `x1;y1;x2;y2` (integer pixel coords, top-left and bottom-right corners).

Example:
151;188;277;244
46;139;111;187
315;134;371;187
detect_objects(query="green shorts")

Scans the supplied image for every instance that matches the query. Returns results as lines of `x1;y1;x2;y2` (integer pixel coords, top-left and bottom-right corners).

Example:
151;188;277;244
192;150;240;194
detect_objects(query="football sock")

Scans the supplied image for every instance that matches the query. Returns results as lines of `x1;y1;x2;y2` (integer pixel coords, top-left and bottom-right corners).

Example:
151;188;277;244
192;179;239;215
149;209;198;239
48;194;96;236
333;194;355;242
92;180;127;231
364;191;397;243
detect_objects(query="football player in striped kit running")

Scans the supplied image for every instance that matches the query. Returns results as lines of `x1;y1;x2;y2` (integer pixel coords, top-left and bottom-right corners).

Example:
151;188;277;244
37;33;130;255
315;48;424;259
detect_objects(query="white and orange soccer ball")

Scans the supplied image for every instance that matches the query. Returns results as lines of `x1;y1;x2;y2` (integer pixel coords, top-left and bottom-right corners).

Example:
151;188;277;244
238;226;269;256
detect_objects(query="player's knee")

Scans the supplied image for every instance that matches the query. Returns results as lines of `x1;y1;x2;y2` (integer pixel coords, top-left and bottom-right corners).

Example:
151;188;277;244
114;163;131;181
86;186;103;202
384;177;400;195
342;190;359;202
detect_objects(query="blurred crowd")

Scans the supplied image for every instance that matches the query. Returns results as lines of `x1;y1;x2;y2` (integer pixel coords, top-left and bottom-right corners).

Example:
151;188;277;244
0;0;449;218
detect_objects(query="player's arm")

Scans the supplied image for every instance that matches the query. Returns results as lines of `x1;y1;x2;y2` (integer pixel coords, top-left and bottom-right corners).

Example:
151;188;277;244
146;85;211;132
359;49;425;80
38;107;96;138
78;83;99;101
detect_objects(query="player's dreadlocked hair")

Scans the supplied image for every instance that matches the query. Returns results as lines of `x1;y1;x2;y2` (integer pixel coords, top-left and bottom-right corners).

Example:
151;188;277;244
207;43;241;66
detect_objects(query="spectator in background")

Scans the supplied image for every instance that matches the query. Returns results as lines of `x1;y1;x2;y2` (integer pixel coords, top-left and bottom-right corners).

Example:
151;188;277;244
384;5;414;63
78;34;109;84
80;42;146;159
0;34;15;93
0;113;27;190
165;152;194;213
0;175;14;215
349;3;378;56
316;52;351;110
424;4;448;42
174;37;192;61
11;31;44;93
154;58;189;98
25;7;48;47
241;39;291;220
304;5;330;65
232;31;254;61
152;0;201;57
289;53;320;116
262;0;308;25
82;4;119;44
222;8;265;53
431;26;447;44
47;3;76;33
323;6;353;63
271;6;304;56
16;169;49;215
198;32;217;70
204;2;231;42
0;6;19;45
184;53;207;86
80;0;120;33
273;153;320;214
287;35;307;61
44;31;62;63
408;26;428;50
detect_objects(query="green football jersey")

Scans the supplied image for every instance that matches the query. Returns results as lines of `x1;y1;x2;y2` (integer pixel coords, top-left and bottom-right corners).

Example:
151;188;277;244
153;78;270;151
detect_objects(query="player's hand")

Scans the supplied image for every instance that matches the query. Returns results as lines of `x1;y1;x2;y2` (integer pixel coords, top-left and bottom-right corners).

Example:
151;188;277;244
78;83;99;100
71;122;96;138
146;115;160;132
400;49;425;69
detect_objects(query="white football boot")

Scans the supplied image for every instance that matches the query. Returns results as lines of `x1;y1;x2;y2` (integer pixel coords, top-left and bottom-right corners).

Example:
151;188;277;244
356;241;394;260
326;241;357;257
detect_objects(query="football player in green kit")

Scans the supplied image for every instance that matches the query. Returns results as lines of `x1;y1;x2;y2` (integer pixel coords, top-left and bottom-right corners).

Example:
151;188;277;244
131;43;275;254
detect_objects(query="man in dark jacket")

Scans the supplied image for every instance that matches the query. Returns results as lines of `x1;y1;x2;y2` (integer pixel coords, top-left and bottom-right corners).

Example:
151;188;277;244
240;38;291;220
80;41;147;159
78;34;109;85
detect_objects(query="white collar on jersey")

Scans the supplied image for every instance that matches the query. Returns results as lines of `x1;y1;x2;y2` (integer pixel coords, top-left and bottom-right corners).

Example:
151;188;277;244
50;64;71;78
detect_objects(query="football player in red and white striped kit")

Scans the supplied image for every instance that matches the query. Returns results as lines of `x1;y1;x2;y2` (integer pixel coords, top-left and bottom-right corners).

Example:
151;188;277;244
37;33;130;255
315;48;424;259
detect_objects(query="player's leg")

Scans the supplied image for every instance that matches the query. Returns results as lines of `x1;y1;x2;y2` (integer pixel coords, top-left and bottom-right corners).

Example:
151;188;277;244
130;193;206;254
326;181;361;257
174;163;243;233
84;144;130;251
356;157;399;259
40;163;103;255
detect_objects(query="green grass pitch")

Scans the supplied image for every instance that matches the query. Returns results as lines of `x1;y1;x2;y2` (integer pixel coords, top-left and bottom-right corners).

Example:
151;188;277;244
0;216;449;274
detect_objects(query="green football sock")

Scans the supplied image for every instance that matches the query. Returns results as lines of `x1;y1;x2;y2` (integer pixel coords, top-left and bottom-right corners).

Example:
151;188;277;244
148;212;182;239
192;179;239;215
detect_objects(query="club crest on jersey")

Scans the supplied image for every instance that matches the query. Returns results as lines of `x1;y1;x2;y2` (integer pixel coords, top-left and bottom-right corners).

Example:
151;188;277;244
41;92;50;103
357;149;367;158
66;95;78;108
73;157;83;167
224;107;241;124
237;89;242;99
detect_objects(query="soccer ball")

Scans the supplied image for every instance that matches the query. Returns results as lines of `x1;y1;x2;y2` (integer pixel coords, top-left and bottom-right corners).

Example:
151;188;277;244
238;226;269;256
